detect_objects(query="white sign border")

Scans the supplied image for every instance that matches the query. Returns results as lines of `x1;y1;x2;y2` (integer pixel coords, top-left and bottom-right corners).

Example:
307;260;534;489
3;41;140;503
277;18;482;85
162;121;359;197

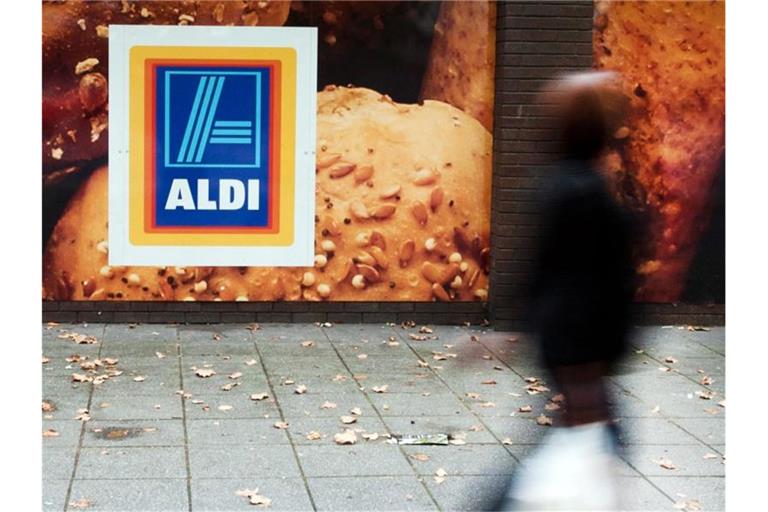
108;25;317;267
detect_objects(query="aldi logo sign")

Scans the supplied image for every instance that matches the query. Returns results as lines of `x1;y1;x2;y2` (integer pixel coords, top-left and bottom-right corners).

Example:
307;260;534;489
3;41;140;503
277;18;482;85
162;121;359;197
109;26;317;266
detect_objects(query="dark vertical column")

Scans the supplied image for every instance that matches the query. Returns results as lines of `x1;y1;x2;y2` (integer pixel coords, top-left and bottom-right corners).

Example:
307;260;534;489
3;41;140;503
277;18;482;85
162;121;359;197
489;1;594;330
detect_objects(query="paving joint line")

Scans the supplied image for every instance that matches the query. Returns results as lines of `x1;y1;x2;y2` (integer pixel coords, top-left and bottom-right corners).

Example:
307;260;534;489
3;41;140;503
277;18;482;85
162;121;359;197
174;326;195;512
251;327;318;512
321;325;444;512
61;323;106;512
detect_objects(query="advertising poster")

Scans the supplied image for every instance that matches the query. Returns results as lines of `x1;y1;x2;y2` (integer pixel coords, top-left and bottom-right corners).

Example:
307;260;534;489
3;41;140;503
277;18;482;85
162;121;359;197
42;0;495;302
41;1;724;305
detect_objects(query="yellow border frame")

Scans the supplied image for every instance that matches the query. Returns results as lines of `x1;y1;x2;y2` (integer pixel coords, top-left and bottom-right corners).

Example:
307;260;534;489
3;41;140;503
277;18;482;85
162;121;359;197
128;46;296;246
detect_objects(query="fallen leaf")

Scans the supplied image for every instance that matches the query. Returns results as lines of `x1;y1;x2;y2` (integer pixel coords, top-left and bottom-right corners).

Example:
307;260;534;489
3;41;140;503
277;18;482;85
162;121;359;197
479;401;496;408
212;333;222;341
273;421;289;429
244;358;258;366
434;467;448;484
103;357;119;365
340;415;357;424
350;407;363;415
664;356;678;364
410;453;430;462
42;401;54;412
469;425;484;432
362;432;379;441
71;373;92;383
321;401;337;409
155;352;166;359
333;374;347;382
518;405;533;413
703;453;719;460
417;360;430;368
250;494;271;507
652;457;677;470
481;380;497;385
449;438;467;445
651;405;661;414
699;375;712;386
507;336;519;343
673;500;702;511
246;323;261;331
687;325;710;332
372;385;388;393
133;376;145;382
301;340;315;348
42;429;60;438
195;368;216;378
544;402;561;412
696;390;714;400
251;393;269;401
536;414;553;426
704;407;719;415
42;356;50;364
306;431;323;441
419;326;433;334
221;382;240;391
718;400;726;408
334;429;357;445
69;498;92;509
294;384;308;394
283;379;295;385
501;437;513;445
465;392;481;400
357;354;368;359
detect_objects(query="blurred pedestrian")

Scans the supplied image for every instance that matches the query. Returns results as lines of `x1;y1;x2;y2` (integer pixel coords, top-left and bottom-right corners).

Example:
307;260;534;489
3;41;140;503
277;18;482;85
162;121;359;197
494;72;638;511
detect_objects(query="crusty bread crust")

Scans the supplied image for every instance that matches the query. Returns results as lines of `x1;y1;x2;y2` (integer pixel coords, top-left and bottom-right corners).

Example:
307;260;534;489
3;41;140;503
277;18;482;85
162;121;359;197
594;0;725;302
42;0;291;172
44;86;492;302
421;0;496;131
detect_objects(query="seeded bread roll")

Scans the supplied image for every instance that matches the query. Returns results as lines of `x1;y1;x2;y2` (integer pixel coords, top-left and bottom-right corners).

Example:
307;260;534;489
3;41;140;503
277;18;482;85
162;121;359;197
594;0;725;302
420;0;496;132
43;86;492;302
42;0;291;173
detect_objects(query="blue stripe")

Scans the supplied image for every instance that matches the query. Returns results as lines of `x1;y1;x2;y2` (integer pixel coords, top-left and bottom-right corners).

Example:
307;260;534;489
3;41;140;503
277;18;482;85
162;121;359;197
176;76;208;163
209;137;252;144
214;120;252;128
185;77;216;162
211;129;252;136
194;76;226;162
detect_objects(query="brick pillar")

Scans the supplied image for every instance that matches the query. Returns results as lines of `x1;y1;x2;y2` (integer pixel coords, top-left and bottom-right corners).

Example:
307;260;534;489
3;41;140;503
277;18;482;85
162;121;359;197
489;1;595;330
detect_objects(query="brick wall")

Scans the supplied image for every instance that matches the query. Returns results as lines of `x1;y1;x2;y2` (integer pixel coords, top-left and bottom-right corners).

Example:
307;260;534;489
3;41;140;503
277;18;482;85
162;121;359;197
41;1;724;328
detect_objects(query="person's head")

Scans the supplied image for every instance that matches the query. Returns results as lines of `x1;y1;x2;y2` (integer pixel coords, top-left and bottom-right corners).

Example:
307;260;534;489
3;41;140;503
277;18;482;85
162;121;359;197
541;72;628;161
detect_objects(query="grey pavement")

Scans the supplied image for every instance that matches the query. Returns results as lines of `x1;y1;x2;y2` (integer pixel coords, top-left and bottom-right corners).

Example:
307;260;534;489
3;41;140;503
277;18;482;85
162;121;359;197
43;322;725;511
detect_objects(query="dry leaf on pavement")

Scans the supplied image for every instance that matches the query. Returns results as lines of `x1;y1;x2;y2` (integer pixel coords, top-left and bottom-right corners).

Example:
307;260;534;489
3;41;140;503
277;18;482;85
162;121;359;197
301;340;315;348
502;438;513;445
372;385;388;393
229;372;243;380
664;356;678;364
133;376;145;382
362;432;379;441
42;401;54;412
518;405;533;413
306;431;323;441
273;422;289;430
221;382;240;391
358;354;368;359
217;405;233;412
410;453;430;462
251;393;269;401
340;415;357;424
69;498;92;509
42;429;60;437
350;407;363;415
434;467;448;484
479;401;496;408
703;453;719;460
536;414;553;426
245;359;258;366
294;384;308;394
195;368;216;378
673;500;702;511
334;430;357;445
653;457;677;470
321;401;337;409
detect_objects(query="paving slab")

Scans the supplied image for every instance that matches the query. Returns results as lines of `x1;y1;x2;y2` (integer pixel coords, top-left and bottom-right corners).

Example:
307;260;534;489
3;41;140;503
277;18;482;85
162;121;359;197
42;446;77;481
88;392;183;421
188;444;301;479
76;446;187;479
402;444;517;476
648;476;725;511
191;477;313;511
423;475;511;511
287;415;390;445
307;476;437;511
67;478;188;511
83;419;185;447
669;417;726;446
295;444;414;477
367;392;469;417
187;418;291;445
41;419;83;446
42;479;69;512
621;444;726;477
382;415;499;444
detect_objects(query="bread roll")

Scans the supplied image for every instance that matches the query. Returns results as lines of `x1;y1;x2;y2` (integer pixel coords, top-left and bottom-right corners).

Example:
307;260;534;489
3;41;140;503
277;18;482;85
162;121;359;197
43;86;492;302
594;0;725;302
42;0;291;172
421;0;496;131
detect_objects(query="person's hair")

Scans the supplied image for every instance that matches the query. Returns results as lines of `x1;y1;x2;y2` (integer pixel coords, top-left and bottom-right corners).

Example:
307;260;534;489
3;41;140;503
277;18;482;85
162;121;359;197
540;72;627;161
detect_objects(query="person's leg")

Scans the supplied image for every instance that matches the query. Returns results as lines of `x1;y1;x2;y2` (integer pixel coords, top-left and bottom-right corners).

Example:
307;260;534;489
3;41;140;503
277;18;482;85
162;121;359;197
551;361;612;426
